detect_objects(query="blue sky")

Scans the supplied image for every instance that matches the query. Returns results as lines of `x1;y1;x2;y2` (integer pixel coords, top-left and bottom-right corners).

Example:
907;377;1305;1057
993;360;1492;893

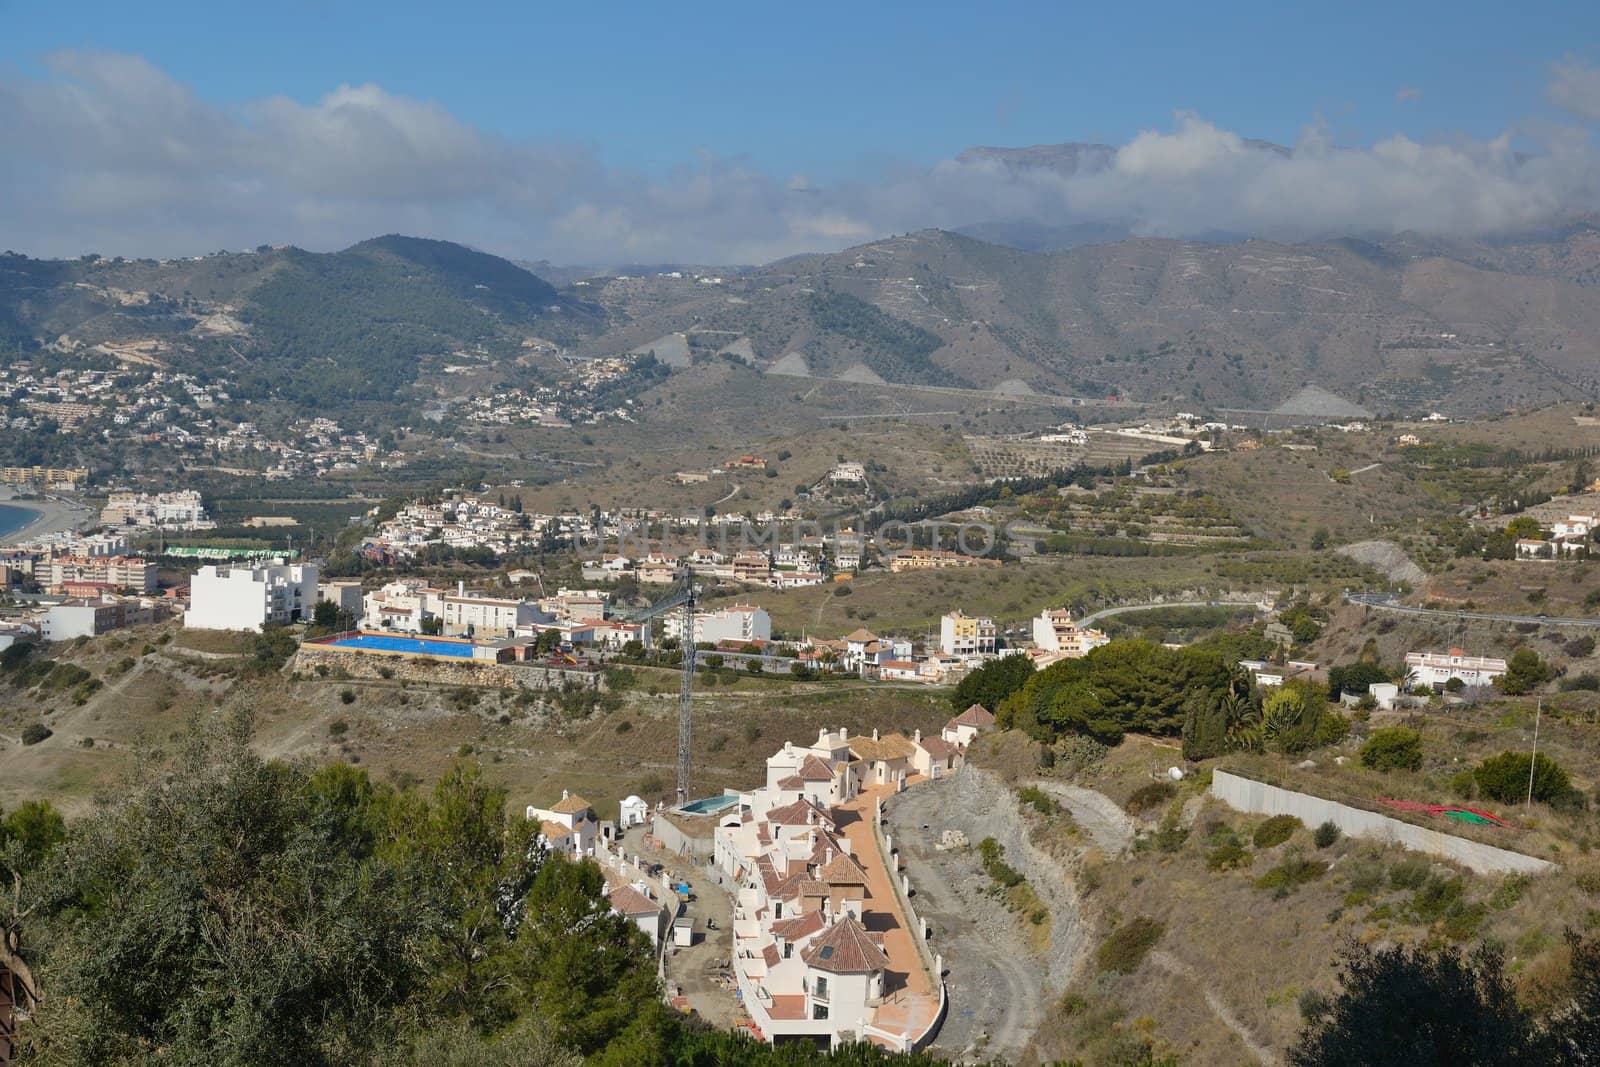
3;1;1600;262
5;0;1593;177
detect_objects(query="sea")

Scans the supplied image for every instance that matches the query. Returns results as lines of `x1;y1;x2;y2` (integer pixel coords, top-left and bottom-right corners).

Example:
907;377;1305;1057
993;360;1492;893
0;502;40;541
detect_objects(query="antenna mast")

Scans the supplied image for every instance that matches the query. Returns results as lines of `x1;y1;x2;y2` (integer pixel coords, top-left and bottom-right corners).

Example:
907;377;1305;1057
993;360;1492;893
676;566;697;803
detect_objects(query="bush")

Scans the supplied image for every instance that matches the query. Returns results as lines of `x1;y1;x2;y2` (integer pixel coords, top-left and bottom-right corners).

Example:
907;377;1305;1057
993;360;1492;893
1253;814;1302;848
1095;916;1165;974
1360;728;1424;772
978;838;1026;888
1206;842;1251;871
1256;855;1327;896
1017;785;1057;816
1313;821;1341;849
614;720;633;734
21;723;51;746
1472;751;1570;804
339;689;356;705
328;719;349;738
1389;855;1432;890
1124;780;1178;816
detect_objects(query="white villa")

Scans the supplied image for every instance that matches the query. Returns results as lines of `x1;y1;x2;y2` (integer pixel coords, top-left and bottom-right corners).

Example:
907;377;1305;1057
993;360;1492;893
1030;608;1110;661
1405;648;1508;689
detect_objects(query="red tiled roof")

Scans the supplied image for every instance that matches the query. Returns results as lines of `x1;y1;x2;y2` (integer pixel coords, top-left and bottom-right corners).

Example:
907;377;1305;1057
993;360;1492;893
770;910;827;942
952;703;996;727
798;755;836;782
607;884;661;917
802;915;889;974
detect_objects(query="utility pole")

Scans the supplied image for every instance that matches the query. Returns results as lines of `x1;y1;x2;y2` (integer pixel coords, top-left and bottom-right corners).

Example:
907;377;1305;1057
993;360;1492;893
1526;698;1542;809
676;566;697;804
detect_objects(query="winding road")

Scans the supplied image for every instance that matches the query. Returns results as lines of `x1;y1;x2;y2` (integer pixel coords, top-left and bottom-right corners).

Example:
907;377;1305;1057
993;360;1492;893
1345;592;1600;629
1076;597;1270;629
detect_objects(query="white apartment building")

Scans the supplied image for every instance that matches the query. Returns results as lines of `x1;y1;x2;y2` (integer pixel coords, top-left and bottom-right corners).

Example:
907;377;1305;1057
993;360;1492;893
101;490;213;530
1031;608;1110;658
42;598;155;641
938;609;996;657
185;560;319;631
1405;648;1508;689
46;555;158;595
440;586;540;639
663;603;772;646
316;580;364;625
362;580;445;633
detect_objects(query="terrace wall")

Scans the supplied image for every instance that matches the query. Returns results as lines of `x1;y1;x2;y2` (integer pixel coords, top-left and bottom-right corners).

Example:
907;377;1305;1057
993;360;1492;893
1210;769;1555;876
293;645;601;692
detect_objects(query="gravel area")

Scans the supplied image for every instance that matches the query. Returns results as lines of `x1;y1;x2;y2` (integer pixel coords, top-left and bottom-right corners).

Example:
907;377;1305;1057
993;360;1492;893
886;769;1094;1062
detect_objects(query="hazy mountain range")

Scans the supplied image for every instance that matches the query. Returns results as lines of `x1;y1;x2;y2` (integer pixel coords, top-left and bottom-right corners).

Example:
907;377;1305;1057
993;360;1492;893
5;170;1600;418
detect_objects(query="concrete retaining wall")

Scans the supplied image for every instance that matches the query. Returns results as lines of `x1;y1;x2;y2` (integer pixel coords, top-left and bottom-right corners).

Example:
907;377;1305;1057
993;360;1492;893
1210;770;1555;876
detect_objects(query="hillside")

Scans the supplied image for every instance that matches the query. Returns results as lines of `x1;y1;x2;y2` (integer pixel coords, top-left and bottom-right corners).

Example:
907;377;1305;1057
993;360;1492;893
9;222;1600;420
0;236;599;409
579;223;1600;415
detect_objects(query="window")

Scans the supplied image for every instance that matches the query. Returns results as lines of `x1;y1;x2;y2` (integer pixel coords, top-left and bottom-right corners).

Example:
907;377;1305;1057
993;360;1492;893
783;943;793;959
814;976;829;999
812;1004;829;1020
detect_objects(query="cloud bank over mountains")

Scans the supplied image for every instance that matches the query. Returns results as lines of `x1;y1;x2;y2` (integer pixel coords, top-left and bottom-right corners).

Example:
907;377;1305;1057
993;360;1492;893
4;50;1600;265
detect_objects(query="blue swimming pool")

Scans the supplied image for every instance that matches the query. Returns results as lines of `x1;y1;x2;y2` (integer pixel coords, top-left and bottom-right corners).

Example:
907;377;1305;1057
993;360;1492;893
677;794;740;815
326;634;476;658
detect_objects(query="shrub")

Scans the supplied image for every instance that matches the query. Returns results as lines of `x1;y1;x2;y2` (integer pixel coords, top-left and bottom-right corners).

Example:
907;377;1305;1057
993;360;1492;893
978;838;1026;888
1125;781;1177;816
377;666;395;679
339;689;356;705
1096;916;1165;974
1360;728;1423;772
1389;855;1432;890
614;720;633;734
1017;785;1057;816
1313;821;1341;849
1473;751;1570;804
1206;842;1250;871
1253;814;1302;848
1256;854;1327;897
21;723;51;745
327;719;349;739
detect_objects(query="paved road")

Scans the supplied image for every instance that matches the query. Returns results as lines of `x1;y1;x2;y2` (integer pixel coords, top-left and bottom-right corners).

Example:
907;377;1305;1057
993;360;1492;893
1345;592;1600;629
1077;597;1269;629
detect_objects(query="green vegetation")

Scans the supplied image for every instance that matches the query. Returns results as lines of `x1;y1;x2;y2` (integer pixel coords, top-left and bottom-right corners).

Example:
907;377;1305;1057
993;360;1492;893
1095;916;1165;974
1252;815;1302;849
1313;821;1341;849
1290;935;1600;1066
1500;648;1553;695
978;837;1025;888
1124;781;1178;816
5;711;960;1066
1361;728;1424;772
951;653;1035;713
802;289;962;386
1472;751;1571;805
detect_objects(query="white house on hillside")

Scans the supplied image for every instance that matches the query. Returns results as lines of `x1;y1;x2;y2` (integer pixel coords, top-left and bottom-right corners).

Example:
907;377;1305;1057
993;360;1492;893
185;560;319;631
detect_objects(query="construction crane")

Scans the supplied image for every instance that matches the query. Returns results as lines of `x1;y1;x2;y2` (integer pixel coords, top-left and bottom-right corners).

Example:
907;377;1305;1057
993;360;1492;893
614;566;698;802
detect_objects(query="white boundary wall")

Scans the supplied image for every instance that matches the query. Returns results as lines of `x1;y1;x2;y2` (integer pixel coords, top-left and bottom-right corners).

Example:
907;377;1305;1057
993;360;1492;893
1210;769;1554;876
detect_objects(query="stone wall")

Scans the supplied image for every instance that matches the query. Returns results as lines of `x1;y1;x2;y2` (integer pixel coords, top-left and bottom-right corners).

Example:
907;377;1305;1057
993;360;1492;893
293;646;602;693
1210;769;1555;876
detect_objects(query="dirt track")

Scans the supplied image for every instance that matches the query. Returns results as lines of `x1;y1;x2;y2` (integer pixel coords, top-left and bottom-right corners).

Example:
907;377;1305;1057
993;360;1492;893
885;769;1096;1062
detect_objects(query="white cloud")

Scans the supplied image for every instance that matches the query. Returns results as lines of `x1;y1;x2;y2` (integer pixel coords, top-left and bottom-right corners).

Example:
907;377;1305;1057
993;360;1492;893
1;51;1599;265
1550;56;1600;120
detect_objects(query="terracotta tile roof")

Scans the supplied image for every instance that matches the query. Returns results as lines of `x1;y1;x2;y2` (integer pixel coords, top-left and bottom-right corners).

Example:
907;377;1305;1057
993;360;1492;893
776;775;804;790
798;755;837;782
950;703;996;727
539;819;574;841
763;944;781;968
916;734;958;760
796;878;830;898
766;799;834;827
817;851;868;886
770;910;827;942
802;915;889;974
849;732;915;761
550;792;593;815
607;883;661;917
843;628;880;643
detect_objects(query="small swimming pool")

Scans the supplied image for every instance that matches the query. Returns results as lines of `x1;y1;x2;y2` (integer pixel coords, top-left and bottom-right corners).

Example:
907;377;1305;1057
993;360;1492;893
326;633;476;658
677;794;740;815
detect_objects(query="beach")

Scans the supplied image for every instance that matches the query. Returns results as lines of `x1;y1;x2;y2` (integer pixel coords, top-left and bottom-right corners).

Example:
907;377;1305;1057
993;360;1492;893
0;487;92;542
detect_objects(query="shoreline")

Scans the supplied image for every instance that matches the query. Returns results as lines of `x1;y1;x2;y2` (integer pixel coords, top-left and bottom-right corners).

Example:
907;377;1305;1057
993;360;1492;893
0;487;91;542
